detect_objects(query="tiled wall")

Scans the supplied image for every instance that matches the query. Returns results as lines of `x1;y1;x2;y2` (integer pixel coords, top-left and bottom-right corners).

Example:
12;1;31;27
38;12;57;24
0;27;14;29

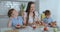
0;1;28;15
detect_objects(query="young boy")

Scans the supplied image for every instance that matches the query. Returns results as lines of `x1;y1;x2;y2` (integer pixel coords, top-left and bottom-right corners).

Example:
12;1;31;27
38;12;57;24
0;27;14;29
8;9;23;28
43;10;56;27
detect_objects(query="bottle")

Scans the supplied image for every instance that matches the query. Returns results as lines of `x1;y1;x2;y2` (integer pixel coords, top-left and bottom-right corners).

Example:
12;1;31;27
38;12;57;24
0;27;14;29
53;28;58;32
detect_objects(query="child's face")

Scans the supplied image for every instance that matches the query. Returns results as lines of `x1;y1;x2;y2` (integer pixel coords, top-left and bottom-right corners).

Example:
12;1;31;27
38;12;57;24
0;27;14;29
11;10;18;17
46;15;50;18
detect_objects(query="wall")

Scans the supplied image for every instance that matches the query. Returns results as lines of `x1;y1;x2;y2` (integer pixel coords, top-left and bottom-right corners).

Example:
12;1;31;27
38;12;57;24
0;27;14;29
57;0;60;27
0;1;28;15
40;0;60;26
0;0;35;2
0;0;35;15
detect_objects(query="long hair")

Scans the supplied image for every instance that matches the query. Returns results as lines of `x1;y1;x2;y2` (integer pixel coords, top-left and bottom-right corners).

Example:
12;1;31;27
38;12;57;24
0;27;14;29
26;1;35;25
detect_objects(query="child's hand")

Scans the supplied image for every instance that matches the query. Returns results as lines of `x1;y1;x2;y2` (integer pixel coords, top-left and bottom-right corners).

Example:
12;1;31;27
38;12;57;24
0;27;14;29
35;21;39;24
50;22;56;27
40;22;46;26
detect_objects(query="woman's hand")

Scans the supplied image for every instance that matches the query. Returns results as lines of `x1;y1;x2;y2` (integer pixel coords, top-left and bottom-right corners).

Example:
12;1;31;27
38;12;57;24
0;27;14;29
39;21;45;26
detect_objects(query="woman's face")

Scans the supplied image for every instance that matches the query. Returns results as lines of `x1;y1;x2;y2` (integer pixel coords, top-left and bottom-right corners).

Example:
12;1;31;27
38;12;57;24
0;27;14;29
30;4;35;12
11;10;18;17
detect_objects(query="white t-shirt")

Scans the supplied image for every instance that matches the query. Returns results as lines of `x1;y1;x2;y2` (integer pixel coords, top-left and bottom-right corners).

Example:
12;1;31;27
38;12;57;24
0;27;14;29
23;11;39;23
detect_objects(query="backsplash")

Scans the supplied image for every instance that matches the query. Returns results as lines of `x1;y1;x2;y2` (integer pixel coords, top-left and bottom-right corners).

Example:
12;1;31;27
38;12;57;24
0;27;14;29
0;1;28;15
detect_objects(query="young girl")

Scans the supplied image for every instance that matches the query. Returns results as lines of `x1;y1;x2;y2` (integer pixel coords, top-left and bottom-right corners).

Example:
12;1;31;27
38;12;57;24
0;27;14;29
23;1;39;25
8;9;23;28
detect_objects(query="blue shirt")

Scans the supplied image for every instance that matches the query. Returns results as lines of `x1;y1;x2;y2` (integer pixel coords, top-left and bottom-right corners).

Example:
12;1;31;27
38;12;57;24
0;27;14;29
43;17;53;24
10;16;23;27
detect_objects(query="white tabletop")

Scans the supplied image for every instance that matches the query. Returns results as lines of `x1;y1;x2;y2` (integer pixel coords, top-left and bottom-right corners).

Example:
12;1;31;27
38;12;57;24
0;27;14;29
0;26;60;32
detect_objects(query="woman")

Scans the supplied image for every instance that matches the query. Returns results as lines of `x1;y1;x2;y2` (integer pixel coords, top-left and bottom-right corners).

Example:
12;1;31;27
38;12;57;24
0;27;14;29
23;1;39;25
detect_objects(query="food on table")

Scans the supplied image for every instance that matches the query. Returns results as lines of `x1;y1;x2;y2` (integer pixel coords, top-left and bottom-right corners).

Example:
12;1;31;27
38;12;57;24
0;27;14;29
17;24;20;26
5;30;18;32
53;28;58;32
44;27;48;31
15;24;20;29
32;25;36;29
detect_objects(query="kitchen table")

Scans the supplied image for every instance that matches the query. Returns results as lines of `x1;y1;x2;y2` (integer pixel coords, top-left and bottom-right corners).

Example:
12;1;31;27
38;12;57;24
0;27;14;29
0;26;60;32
